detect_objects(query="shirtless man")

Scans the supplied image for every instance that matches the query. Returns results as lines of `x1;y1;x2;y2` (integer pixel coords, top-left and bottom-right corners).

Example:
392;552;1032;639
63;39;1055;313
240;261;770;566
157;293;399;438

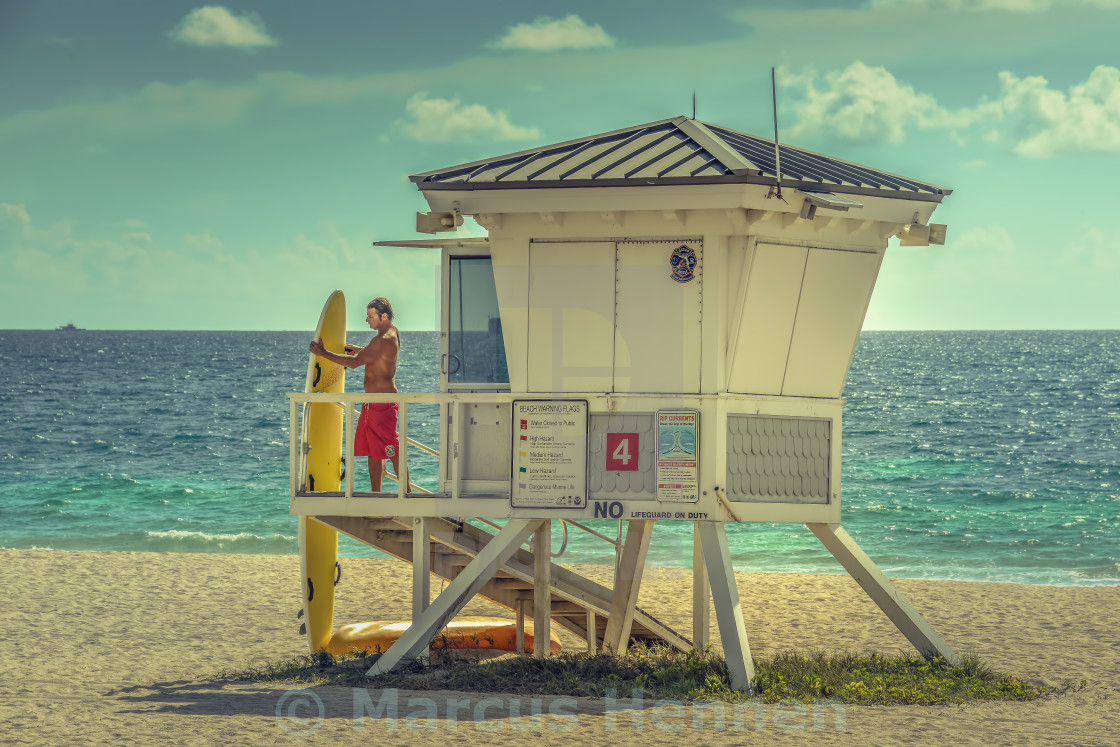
309;297;402;491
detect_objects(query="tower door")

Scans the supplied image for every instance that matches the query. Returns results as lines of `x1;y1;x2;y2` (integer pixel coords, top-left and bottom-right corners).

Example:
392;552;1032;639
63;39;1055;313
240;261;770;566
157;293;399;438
524;239;703;394
526;241;616;393
442;254;509;392
440;249;511;492
614;240;703;393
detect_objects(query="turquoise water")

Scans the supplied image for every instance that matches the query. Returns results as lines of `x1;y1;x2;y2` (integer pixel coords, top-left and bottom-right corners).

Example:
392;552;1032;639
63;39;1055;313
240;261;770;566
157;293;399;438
1;329;1117;586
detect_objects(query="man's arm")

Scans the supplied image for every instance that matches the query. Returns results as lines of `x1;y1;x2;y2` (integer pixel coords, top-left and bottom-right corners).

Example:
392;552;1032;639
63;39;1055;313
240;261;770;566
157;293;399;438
309;339;378;369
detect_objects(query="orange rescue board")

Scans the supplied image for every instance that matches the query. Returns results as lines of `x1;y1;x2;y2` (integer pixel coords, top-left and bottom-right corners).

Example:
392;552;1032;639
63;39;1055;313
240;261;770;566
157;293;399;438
325;616;562;657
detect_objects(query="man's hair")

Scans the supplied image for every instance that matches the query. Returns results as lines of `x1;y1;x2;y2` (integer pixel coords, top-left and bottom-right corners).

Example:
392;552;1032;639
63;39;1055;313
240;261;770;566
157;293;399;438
367;297;394;321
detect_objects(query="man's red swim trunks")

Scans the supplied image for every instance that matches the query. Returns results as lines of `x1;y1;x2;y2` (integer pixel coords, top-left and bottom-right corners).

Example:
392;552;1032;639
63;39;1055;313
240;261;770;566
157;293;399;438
354;403;399;459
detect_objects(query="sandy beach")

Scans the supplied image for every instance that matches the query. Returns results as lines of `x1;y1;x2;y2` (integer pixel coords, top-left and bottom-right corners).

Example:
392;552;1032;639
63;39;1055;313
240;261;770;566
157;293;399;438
1;548;1116;745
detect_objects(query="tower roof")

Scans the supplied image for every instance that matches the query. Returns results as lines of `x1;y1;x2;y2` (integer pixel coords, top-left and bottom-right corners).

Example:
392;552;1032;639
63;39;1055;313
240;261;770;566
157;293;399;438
410;116;950;201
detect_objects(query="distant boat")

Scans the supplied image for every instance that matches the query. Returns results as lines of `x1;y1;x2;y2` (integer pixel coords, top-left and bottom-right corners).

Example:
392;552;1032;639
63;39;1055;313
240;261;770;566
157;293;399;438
55;323;83;331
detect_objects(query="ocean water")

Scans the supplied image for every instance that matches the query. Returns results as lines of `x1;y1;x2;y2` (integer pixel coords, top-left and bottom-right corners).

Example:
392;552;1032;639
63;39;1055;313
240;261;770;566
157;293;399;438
1;329;1117;587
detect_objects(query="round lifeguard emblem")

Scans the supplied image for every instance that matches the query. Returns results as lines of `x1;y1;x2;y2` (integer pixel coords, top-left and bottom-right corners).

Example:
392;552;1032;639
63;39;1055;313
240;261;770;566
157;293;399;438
385;445;396;458
669;245;697;283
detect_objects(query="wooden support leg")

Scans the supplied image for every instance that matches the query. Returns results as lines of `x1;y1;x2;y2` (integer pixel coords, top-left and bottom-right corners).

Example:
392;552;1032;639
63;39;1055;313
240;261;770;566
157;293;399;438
693;522;710;650
602;520;654;654
516;599;526;654
586;610;597;653
808;523;960;665
368;519;544;675
412;517;431;621
534;520;552;658
697;522;755;691
411;516;431;663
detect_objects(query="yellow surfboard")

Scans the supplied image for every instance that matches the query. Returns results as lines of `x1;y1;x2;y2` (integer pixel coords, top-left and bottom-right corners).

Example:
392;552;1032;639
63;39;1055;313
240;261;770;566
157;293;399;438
298;289;346;653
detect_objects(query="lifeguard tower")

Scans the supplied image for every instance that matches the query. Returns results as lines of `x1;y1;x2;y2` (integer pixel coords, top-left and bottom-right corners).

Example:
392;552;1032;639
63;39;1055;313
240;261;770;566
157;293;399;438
288;116;958;690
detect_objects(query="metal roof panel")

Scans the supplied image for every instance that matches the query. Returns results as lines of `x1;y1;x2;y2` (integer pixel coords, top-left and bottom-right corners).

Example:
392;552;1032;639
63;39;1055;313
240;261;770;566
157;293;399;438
410;116;949;198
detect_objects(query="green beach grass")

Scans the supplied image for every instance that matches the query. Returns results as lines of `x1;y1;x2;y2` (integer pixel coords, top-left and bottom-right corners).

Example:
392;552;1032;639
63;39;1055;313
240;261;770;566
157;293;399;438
220;644;1081;706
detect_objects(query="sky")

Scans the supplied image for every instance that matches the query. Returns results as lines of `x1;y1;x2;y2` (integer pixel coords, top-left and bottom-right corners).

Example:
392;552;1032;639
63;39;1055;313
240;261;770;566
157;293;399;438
2;0;1119;331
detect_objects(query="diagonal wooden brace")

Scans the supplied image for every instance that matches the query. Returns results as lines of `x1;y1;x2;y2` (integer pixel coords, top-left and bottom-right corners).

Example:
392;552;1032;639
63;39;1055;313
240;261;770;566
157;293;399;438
808;522;960;665
698;522;755;690
602;520;654;654
368;518;544;675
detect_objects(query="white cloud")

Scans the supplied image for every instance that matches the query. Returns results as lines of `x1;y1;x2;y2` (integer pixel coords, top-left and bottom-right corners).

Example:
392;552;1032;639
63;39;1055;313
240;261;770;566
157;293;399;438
491;15;615;52
868;0;1120;10
395;93;541;143
122;232;153;249
0;79;259;140
978;66;1120;156
1062;227;1120;273
169;6;277;49
255;71;393;104
870;221;1120;329
1;202;32;231
2;203;127;293
780;62;966;144
781;62;1120;156
0;203;425;328
0;46;670;141
0;69;428;141
948;224;1016;254
0;203;248;301
0;71;392;141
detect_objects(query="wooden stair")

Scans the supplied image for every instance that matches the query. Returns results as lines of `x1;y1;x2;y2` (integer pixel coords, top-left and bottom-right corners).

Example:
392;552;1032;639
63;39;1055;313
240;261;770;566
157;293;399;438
314;515;691;652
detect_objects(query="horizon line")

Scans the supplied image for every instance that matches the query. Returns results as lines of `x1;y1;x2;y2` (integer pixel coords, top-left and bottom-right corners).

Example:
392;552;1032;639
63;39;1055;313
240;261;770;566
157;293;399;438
4;327;1120;333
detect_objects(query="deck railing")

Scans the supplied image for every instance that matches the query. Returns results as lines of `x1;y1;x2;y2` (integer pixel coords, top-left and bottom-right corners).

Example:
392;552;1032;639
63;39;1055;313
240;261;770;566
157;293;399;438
288;391;500;502
287;390;623;567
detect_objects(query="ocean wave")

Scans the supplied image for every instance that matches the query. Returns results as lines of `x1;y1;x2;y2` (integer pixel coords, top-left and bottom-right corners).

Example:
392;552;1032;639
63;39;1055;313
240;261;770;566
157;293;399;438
0;529;300;554
140;529;296;552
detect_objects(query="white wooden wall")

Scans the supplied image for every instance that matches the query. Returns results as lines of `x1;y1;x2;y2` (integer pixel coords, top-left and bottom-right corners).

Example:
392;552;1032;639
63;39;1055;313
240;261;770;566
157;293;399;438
727;241;882;398
485;210;889;397
526;241;615;392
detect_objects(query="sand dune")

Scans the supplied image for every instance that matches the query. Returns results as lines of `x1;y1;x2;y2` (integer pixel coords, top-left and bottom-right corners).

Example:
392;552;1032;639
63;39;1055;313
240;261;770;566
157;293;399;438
1;549;1115;745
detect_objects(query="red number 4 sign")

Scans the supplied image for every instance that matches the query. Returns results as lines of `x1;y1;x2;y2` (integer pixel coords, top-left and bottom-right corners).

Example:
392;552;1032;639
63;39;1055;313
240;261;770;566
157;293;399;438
606;433;639;471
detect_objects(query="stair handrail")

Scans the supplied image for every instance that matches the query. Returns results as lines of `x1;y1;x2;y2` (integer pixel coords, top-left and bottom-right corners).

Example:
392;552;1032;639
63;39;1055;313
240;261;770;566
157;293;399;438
564;519;620;549
471;517;619;561
382;471;433;495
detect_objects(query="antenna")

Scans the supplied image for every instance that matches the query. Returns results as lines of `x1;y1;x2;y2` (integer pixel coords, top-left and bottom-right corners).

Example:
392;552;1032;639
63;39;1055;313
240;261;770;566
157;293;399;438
771;66;784;201
692;91;696;120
